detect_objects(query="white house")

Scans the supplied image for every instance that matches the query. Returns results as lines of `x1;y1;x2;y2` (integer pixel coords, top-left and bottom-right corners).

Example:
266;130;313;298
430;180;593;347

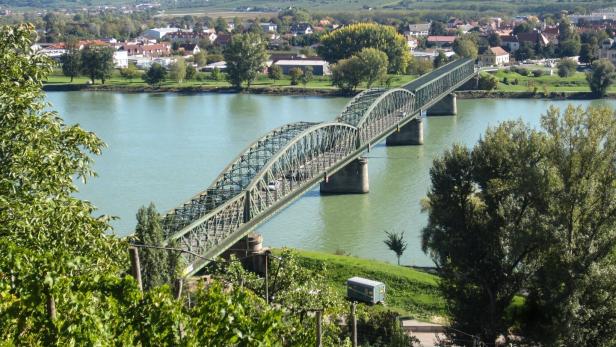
405;23;431;37
273;59;331;76
259;22;278;32
479;46;510;66
411;49;456;62
113;50;129;68
290;23;313;36
600;38;616;65
143;27;180;40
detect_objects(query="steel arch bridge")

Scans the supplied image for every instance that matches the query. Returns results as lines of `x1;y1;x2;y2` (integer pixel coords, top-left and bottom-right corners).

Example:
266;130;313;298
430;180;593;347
160;58;477;276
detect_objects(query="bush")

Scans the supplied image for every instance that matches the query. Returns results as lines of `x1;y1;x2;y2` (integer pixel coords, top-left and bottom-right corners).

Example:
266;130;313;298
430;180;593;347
268;64;283;80
557;58;577;78
511;66;529;76
478;74;498;90
532;69;544;77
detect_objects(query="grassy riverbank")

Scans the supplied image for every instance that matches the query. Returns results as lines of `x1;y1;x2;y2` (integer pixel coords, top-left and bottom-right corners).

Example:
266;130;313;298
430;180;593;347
43;72;417;94
275;249;446;322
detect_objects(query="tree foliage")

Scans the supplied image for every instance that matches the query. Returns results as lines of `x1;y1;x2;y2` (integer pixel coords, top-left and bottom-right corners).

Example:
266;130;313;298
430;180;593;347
318;22;410;73
142;63;167;86
60;48;81;82
383;231;407;265
453;38;478;59
80;45;114;84
422;105;616;346
354;47;389;88
586;58;616;97
557;58;577;77
223;32;269;89
169;58;186;83
268;64;283;80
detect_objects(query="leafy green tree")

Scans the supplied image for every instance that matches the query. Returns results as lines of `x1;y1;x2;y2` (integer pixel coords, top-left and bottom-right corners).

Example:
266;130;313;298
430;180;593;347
558;39;581;57
487;32;502;47
223;33;269;89
586;58;616;97
579;43;598;65
356;310;418;346
331;57;364;92
289;67;303;86
429;21;447;36
80;45;114;84
211;67;223;81
519;106;616;347
355;47;389;88
0;23;126;344
514;42;535;61
383;231;407;265
215;16;227;32
142;63;167;86
408;57;433;75
193;51;207;66
169;58;186;83
453;38;478;59
300;66;313;86
185;64;197;80
268;64;283;80
478;73;498;90
119;64;139;80
318;22;410;73
133;204;171;290
60;48;81;82
433;50;447;68
557;58;577;77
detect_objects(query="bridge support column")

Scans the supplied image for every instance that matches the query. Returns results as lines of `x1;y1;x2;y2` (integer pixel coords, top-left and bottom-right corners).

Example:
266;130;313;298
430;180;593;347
223;232;269;274
385;118;423;146
427;93;457;116
320;158;369;194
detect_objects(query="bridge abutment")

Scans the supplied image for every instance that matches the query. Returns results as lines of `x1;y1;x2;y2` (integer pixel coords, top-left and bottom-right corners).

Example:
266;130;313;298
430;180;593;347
385;118;424;146
320;158;369;194
427;93;457;116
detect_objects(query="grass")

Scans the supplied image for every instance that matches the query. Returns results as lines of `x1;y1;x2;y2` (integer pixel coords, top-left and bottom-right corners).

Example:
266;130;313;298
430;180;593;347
488;69;599;93
44;70;418;92
275;248;446;322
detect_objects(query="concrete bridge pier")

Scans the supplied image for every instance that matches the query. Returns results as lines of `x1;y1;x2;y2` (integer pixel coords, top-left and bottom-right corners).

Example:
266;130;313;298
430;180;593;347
386;118;424;146
427;93;457;116
320;158;369;194
223;232;269;274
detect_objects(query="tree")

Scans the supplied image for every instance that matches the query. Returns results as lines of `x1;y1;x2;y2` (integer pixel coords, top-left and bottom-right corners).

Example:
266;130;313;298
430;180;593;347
300;66;313;86
556;58;577;77
0;23;126;343
142;63;167;86
268;64;282;80
331;57;364;92
512;21;534;35
169;58;186;83
119;64;139;80
514;42;535;61
223;33;269;89
433;50;447;68
408;57;433;75
579;43;598;65
429;21;447;36
60;48;81;82
289;67;303;85
521;106;616;346
318;23;410;73
383;231;407;265
586;58;616;97
478;73;498;90
355;47;389;88
453;38;478;59
487;32;502;47
133;204;171;290
185;64;197;80
215;17;227;33
558;39;581;57
80;45;114;84
422;105;616;346
193;51;207;67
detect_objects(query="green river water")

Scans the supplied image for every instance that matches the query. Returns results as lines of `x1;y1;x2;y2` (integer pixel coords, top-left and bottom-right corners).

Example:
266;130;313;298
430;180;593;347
46;91;614;266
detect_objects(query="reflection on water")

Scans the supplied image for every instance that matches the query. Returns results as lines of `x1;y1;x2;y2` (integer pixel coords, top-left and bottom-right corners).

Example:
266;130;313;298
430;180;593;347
46;91;615;266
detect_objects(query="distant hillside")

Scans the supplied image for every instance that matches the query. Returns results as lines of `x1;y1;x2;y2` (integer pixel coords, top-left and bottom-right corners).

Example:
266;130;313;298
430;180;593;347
0;0;135;8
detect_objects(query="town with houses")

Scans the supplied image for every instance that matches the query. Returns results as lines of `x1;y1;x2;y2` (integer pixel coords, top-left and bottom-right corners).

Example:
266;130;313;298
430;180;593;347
23;6;616;80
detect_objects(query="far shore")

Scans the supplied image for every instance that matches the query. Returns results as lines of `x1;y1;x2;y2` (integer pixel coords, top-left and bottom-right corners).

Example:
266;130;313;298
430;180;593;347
43;83;612;100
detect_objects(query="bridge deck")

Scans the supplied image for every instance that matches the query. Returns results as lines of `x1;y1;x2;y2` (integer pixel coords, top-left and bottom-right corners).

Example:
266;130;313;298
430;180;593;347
158;58;477;276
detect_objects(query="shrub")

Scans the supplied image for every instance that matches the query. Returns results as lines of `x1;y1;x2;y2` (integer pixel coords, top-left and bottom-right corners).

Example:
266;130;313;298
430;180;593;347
532;69;544;77
478;74;498;90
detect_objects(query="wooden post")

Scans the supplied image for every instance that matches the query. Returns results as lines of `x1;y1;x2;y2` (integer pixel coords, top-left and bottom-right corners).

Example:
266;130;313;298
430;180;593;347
129;247;143;291
351;302;357;347
316;310;322;347
264;252;269;305
174;278;183;300
46;290;56;320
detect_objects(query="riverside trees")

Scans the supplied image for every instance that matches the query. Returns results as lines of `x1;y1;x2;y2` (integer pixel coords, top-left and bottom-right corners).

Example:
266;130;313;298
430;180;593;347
224;32;269;89
422;105;616;346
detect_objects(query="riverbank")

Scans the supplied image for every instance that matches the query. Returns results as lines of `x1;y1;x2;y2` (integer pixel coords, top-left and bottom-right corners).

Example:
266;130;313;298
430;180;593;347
44;82;612;100
277;248;446;322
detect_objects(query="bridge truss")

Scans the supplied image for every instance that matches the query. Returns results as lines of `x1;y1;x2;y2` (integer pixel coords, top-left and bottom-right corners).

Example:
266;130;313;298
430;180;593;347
160;58;476;276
